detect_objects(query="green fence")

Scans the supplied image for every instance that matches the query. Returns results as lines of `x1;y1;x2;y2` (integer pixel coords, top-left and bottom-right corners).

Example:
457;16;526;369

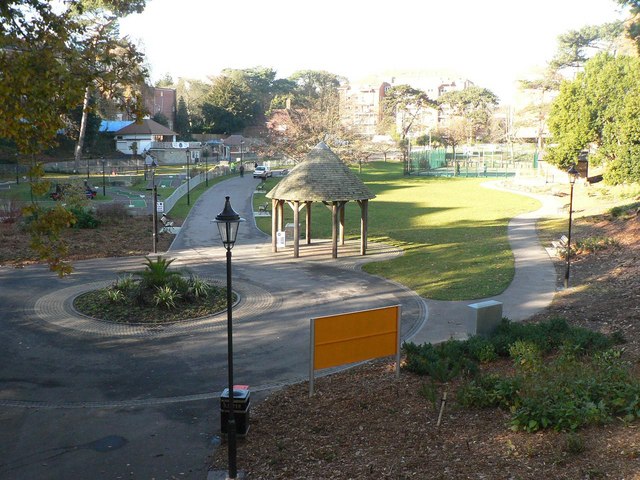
410;145;539;178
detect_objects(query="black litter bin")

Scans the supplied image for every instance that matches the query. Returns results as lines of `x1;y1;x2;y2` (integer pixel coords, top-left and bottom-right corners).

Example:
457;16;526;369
220;386;250;436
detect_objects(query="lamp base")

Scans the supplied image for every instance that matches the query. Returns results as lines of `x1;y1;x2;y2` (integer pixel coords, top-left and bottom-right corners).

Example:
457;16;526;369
207;469;246;480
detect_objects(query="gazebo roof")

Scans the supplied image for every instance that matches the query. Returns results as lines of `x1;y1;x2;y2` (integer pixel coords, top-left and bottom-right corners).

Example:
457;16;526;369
266;142;375;202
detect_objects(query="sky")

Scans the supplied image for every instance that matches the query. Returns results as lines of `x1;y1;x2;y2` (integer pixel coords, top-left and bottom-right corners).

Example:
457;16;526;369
119;0;629;104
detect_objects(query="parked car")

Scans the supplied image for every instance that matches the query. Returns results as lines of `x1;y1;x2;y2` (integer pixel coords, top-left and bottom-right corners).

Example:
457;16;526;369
253;165;272;179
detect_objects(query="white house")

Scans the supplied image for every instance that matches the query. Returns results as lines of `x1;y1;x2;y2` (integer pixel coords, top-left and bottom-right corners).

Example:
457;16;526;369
114;119;177;155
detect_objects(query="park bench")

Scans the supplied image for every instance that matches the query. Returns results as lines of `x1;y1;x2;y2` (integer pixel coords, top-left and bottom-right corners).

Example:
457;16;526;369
159;214;174;233
551;235;569;256
258;202;269;213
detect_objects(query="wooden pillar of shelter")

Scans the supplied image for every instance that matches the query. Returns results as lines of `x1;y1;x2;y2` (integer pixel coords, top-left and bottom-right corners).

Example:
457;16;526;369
339;204;345;246
271;198;278;252
277;200;285;232
293;200;300;258
331;202;338;259
358;199;368;255
305;201;312;244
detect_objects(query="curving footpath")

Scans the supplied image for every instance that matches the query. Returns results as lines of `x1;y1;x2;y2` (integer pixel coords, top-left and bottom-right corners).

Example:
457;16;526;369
0;176;560;480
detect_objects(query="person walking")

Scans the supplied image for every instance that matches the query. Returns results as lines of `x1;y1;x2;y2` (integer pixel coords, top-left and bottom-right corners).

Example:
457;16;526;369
239;164;245;177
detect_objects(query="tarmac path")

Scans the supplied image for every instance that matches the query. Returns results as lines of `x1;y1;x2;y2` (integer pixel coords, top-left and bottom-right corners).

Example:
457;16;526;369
0;175;426;479
0;174;559;479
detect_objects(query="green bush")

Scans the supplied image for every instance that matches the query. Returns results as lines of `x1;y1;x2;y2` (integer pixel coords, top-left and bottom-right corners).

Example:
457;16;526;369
153;285;180;309
406;317;631;432
403;339;478;382
576;236;618;253
461;346;640;433
609;201;640;218
136;256;182;289
69;206;100;229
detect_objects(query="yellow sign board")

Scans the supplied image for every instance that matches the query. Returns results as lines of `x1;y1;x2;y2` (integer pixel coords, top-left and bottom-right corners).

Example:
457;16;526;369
309;305;401;395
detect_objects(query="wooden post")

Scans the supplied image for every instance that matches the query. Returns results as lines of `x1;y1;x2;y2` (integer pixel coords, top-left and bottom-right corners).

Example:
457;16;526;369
339;203;345;246
359;199;368;255
305;201;312;245
278;200;285;232
293;200;300;258
331;202;338;259
271;198;278;252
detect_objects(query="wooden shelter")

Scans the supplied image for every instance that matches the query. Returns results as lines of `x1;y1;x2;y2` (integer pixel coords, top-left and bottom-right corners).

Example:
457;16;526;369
266;142;375;258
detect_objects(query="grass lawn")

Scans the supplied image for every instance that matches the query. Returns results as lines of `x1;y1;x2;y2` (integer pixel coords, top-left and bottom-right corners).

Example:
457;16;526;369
254;162;539;301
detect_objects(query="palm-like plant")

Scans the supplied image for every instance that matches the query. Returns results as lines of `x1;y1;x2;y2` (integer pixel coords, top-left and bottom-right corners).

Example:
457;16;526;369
153;285;180;310
136;256;181;290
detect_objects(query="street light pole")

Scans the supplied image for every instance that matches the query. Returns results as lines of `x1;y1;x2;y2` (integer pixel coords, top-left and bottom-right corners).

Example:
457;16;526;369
186;147;191;206
152;167;158;253
213;197;245;480
101;158;106;196
564;164;579;289
205;152;209;187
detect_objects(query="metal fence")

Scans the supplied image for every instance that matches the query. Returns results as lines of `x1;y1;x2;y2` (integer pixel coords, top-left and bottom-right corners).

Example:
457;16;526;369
409;145;540;178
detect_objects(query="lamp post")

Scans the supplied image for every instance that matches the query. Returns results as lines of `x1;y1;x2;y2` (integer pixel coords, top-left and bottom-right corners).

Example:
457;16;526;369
564;164;579;288
205;151;209;187
151;167;158;253
185;147;191;206
213;196;245;480
101;158;106;196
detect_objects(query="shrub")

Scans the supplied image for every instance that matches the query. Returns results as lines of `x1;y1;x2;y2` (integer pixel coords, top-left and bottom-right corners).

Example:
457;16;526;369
105;288;125;303
189;275;210;299
457;374;520;409
609;201;640;218
576;236;618;253
136;256;181;289
69;206;100;229
153;285;180;309
96;202;130;221
461;346;640;433
403;339;478;382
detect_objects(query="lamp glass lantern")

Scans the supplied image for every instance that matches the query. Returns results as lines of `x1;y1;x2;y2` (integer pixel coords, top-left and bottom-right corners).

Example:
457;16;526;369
214;196;245;249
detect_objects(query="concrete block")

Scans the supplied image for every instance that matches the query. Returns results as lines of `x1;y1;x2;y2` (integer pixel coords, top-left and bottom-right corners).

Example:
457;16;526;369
468;300;503;336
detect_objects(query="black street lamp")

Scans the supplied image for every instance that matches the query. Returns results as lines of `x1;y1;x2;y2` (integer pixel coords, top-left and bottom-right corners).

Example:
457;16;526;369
205;151;209;187
564;164;579;288
151;167;159;253
186;147;191;206
213;196;245;479
101;158;106;196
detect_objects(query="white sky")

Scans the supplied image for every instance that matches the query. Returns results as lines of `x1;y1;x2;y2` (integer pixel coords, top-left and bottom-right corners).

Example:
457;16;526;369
119;0;628;104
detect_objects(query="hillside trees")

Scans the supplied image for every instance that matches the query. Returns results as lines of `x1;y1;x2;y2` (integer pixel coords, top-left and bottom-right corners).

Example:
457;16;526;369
70;1;147;170
382;85;436;175
437;86;499;144
262;70;347;161
546;53;640;184
0;0;147;275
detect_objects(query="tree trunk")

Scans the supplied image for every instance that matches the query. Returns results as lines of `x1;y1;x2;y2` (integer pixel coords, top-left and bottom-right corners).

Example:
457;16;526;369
74;86;91;172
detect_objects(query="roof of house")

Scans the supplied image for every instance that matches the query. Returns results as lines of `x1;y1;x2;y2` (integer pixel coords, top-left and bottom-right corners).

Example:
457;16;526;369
114;118;177;136
223;134;246;147
100;120;134;133
266;142;375;202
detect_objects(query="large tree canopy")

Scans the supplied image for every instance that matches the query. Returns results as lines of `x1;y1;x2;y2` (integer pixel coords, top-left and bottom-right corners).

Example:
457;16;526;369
546;53;640;184
382;85;436;175
0;0;147;276
437;86;499;142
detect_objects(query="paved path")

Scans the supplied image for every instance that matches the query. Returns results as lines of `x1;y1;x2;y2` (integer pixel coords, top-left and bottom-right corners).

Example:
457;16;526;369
0;175;560;480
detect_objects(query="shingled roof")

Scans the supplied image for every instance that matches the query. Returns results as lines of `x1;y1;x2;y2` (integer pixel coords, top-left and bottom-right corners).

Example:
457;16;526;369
266;142;375;202
114;118;177;136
